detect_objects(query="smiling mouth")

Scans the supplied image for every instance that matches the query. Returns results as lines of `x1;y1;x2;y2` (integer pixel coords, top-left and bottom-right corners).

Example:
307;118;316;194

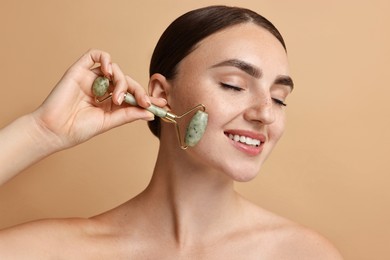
225;133;261;147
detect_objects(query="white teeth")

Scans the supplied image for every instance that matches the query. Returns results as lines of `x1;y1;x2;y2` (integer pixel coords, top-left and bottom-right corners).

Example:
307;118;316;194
227;134;261;147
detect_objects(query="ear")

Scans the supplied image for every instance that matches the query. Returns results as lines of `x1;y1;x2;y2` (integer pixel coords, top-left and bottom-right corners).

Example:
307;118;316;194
148;73;171;110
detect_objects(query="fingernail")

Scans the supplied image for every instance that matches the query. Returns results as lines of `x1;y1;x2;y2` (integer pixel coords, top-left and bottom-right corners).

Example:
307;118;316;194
117;93;124;105
144;96;151;107
108;63;113;77
143;113;155;121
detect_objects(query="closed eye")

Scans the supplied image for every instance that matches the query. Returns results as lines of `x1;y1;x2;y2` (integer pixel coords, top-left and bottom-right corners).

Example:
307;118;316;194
272;98;287;107
220;82;243;91
221;82;287;106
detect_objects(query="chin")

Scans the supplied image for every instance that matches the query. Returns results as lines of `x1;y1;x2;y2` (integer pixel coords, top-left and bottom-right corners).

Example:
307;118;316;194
225;164;263;182
231;172;259;182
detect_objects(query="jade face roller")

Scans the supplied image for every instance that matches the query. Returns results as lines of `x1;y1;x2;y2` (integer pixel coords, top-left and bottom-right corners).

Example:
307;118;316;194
92;76;208;149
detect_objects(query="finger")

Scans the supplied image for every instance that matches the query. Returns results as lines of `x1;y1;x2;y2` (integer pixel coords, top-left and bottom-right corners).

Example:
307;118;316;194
150;96;168;107
90;66;105;76
74;49;113;78
125;75;151;109
110;63;128;105
102;107;155;131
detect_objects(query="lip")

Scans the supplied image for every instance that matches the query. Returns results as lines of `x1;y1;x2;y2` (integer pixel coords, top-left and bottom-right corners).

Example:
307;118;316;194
224;129;266;156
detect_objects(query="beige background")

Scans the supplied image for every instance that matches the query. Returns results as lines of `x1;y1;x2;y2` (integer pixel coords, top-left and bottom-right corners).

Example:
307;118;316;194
0;0;389;259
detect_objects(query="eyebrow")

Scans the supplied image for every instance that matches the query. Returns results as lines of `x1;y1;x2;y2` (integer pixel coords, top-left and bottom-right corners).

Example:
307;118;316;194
210;59;262;78
210;58;294;91
275;75;294;91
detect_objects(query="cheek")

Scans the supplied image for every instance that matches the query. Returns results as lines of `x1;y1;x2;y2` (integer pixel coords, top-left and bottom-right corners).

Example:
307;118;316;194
269;113;286;142
169;83;206;113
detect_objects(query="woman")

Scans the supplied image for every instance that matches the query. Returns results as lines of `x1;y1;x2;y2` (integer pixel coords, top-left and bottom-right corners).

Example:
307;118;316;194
0;6;342;259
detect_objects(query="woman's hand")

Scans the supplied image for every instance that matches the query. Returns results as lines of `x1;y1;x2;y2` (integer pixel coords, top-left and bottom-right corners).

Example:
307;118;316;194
0;49;166;184
32;49;164;151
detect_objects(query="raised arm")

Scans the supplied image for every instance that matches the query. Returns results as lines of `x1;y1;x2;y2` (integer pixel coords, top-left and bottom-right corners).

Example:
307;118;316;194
0;49;164;185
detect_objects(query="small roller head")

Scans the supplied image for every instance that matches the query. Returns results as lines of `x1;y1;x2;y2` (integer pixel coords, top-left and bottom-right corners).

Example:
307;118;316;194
185;110;208;147
92;76;110;97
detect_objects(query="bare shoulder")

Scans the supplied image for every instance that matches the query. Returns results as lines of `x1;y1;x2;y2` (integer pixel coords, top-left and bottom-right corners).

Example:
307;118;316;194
241;201;343;259
270;221;344;259
0;218;99;258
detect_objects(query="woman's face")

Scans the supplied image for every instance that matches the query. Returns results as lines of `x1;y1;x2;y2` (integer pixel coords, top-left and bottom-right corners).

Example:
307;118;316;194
167;23;293;182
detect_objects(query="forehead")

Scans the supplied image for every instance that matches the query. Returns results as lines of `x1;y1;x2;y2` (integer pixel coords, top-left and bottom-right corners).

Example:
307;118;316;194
179;23;289;76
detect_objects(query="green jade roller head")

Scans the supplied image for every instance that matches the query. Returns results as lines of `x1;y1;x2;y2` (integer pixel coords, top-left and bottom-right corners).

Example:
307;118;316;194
92;76;208;149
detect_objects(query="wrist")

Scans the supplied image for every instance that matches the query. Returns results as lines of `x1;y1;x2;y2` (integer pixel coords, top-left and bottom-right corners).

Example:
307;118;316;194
0;114;61;184
28;111;65;156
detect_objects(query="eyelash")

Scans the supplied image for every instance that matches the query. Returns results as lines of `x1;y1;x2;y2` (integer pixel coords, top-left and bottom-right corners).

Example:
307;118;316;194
272;98;287;107
220;82;287;107
220;82;243;91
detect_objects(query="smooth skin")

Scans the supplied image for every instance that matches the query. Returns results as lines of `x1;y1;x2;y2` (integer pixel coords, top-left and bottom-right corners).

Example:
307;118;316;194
0;50;162;185
0;25;343;259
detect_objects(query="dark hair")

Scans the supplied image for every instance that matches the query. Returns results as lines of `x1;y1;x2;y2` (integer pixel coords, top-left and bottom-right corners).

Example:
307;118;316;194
148;5;286;138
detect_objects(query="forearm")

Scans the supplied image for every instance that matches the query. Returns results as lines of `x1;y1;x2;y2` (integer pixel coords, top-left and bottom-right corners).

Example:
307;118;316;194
0;49;155;185
0;114;60;185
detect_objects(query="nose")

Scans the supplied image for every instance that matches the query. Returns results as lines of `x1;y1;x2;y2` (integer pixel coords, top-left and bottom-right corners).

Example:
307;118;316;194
243;95;276;125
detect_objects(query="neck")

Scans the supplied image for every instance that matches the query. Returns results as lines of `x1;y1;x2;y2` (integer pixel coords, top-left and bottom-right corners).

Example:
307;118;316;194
136;143;242;247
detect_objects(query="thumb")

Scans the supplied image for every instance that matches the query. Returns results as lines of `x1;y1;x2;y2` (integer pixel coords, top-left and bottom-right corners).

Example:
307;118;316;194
102;107;154;131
